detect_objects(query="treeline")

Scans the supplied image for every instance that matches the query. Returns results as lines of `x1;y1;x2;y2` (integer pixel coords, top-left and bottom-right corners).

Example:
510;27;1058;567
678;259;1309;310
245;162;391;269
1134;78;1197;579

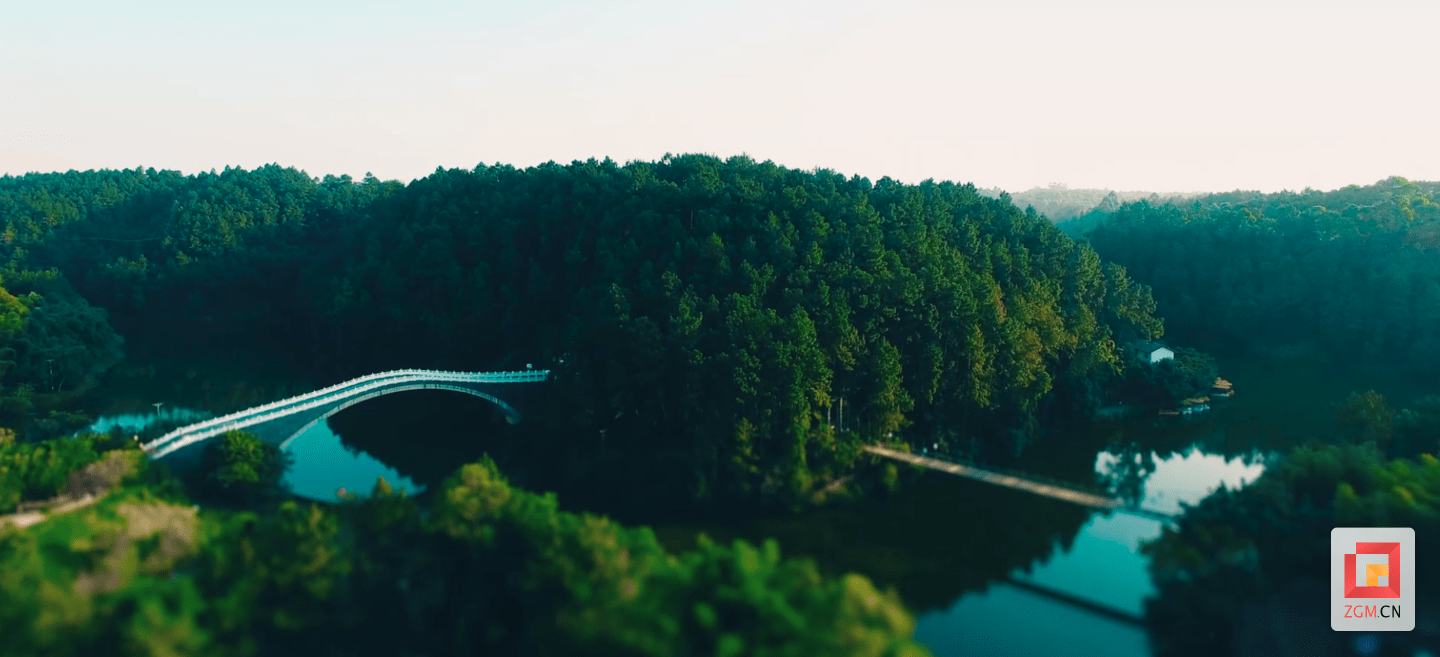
2;156;1166;510
1069;177;1440;373
0;435;931;657
976;186;1198;222
0;166;399;357
0;267;124;435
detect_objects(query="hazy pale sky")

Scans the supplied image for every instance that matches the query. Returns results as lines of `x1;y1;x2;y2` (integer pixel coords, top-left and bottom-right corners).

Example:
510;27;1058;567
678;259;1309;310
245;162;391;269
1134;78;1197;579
2;0;1436;193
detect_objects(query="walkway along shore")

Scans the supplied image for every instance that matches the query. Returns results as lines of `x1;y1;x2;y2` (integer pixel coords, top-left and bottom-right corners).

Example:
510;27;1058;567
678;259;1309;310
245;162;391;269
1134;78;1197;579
862;444;1176;522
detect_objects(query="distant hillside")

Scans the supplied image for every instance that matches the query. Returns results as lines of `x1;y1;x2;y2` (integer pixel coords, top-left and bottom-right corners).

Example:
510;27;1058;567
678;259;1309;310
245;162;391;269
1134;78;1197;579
1077;176;1440;370
977;185;1203;222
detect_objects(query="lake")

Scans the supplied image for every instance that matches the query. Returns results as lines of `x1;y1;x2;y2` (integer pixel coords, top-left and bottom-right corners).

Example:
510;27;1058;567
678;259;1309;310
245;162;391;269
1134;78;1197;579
78;405;424;503
78;354;1433;656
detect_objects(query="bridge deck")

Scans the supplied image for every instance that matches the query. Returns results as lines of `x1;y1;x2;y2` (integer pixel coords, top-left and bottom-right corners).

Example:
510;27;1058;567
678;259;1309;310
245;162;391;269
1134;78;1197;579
863;445;1122;509
863;444;1176;522
141;369;549;461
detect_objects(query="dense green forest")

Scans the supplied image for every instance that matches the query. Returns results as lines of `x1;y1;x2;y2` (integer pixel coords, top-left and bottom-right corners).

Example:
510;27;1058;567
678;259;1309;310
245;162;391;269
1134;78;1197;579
1068;177;1440;374
1056;177;1440;654
0;157;1181;656
0;157;1168;511
0;266;124;434
7;159;1433;655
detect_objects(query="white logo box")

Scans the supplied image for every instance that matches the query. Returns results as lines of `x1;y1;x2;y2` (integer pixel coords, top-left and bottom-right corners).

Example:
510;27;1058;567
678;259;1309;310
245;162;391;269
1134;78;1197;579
1331;527;1415;632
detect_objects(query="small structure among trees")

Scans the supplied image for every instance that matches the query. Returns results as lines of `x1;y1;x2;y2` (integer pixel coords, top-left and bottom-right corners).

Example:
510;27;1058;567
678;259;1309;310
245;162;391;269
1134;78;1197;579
1113;343;1219;412
1134;341;1176;364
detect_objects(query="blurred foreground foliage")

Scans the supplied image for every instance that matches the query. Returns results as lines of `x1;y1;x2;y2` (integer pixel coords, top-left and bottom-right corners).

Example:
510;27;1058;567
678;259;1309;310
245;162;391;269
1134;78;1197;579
0;438;931;657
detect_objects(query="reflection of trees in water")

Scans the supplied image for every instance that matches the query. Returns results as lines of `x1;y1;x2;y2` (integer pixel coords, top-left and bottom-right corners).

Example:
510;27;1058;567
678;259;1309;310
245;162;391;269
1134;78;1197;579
325;393;1096;617
1141;440;1440;657
1022;413;1269;514
331;393;1097;616
85;358;313;417
961;414;1117;492
1095;413;1269;463
325;390;518;490
655;472;1093;615
1100;442;1156;507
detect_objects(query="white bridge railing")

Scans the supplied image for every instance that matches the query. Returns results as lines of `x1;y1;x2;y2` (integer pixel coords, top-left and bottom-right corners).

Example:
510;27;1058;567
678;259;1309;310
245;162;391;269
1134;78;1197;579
141;369;549;459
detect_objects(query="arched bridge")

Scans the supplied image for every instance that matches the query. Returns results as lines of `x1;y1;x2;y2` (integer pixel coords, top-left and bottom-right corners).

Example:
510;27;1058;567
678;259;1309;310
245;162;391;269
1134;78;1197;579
140;369;550;464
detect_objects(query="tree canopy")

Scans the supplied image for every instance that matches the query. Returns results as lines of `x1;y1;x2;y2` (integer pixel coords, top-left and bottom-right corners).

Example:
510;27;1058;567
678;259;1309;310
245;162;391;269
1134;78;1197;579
2;157;1168;509
1073;177;1440;374
0;446;933;657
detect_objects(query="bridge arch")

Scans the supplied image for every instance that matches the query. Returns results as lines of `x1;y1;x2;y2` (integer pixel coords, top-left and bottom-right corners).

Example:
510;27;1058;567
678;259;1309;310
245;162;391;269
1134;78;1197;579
276;384;521;451
141;369;548;463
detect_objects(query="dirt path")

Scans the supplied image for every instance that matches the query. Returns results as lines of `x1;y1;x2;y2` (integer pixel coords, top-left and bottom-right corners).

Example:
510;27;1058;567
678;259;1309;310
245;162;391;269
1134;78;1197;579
1;450;137;531
1;494;103;530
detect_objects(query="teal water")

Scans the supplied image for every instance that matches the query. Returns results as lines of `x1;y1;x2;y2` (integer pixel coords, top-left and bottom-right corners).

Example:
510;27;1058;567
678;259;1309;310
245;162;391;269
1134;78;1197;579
82;388;1274;657
912;447;1267;655
915;584;1151;657
85;353;1429;656
82;408;423;503
81;407;212;435
282;419;424;502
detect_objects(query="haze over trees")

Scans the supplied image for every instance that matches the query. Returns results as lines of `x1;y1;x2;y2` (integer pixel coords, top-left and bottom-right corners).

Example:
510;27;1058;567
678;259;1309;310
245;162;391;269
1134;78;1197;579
1070;177;1440;375
976;184;1200;223
1065;176;1440;655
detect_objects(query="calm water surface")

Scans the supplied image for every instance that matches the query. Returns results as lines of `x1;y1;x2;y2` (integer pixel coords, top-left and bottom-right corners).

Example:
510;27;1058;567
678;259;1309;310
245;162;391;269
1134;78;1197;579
75;398;1279;655
82;407;423;503
914;447;1265;657
82;354;1433;656
281;420;424;502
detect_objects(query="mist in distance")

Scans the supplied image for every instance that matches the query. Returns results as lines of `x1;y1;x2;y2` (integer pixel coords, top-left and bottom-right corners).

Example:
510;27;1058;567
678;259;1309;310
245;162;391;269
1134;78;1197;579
2;0;1437;193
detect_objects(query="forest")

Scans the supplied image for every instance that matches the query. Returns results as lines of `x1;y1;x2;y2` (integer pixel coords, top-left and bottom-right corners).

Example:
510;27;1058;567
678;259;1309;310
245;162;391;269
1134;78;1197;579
0;157;1182;656
0;157;1173;512
1069;177;1440;373
3;159;1437;655
1065;177;1440;655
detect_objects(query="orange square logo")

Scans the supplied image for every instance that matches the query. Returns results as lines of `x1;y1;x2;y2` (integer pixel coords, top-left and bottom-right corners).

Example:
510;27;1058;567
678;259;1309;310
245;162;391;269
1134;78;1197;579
1344;542;1401;598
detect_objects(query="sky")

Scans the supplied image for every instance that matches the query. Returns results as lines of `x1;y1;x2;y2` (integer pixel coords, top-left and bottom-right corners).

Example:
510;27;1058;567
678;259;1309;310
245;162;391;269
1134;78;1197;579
2;0;1437;193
